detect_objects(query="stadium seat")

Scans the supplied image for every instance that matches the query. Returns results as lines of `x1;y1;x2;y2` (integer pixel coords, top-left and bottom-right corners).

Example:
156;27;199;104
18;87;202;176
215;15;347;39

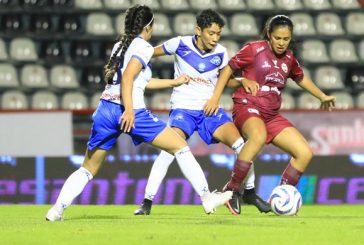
90;92;102;109
104;0;130;9
0;38;8;60
301;40;330;63
61;92;89;110
59;15;83;34
286;67;311;91
219;40;239;59
330;92;354;109
1;14;23;34
41;41;65;63
150;93;171;110
30;14;53;34
275;0;302;10
345;67;364;91
331;0;360;9
31;91;59;110
70;41;94;63
329;39;358;63
281;93;296;110
246;0;274;10
217;0;246;10
20;64;49;89
132;0;160;10
346;12;364;35
21;0;49;8
303;0;331;9
314;66;344;90
50;65;79;89
0;64;19;88
160;0;189;10
220;93;233;111
230;13;259;37
153;13;173;37
174;13;195;36
359;40;364;61
0;0;18;9
316;13;344;36
190;0;217;10
86;13;114;36
356;92;364;108
9;38;38;61
290;13;316;36
75;0;102;9
81;66;104;91
51;0;74;8
297;93;321;109
115;13;126;35
1;90;29;109
220;15;231;36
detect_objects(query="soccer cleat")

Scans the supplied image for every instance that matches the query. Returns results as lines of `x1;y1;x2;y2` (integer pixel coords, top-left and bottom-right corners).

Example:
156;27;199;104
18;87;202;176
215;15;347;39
225;191;241;215
201;190;233;214
134;199;152;215
242;189;271;213
45;206;64;222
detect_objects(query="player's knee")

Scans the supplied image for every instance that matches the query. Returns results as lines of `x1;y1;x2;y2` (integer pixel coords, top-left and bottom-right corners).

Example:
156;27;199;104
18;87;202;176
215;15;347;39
297;146;313;165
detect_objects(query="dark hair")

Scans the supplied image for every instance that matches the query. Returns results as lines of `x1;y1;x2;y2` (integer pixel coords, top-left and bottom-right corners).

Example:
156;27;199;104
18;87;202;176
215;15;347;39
196;9;225;30
261;15;298;55
104;4;154;83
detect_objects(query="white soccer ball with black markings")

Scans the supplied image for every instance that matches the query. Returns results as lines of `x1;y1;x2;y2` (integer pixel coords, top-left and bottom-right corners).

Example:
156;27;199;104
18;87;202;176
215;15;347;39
269;185;302;216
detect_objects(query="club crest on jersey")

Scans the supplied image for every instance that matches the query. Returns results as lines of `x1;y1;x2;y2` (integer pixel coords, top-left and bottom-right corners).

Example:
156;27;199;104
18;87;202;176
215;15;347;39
281;63;288;73
198;63;206;72
209;56;222;66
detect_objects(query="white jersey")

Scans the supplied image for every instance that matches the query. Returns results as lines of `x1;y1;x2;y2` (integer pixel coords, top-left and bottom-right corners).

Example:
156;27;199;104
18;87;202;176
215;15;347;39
101;37;153;109
162;35;228;110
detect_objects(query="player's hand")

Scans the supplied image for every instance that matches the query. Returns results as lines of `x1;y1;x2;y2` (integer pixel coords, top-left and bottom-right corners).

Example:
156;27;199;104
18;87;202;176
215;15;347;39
173;73;190;87
241;78;259;96
203;98;219;116
119;109;135;133
320;95;336;111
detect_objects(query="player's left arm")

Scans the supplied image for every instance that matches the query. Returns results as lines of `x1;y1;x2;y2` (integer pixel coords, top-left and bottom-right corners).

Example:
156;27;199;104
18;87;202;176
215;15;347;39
297;75;336;111
146;74;190;89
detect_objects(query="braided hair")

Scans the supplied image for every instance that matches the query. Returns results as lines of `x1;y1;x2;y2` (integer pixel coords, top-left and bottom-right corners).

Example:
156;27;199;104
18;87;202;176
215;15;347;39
261;15;298;55
104;4;154;84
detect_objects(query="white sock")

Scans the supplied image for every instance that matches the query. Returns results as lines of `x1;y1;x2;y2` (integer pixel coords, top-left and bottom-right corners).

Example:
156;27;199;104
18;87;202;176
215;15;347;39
243;162;255;189
174;146;209;196
55;167;93;210
231;137;245;155
144;150;175;200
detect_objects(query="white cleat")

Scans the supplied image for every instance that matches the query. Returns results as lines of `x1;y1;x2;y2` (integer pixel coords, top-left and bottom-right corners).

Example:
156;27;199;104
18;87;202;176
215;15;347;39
201;190;233;214
46;206;64;222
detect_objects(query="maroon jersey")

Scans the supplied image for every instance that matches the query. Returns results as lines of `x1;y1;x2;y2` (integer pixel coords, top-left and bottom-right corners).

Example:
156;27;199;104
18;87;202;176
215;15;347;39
229;40;303;115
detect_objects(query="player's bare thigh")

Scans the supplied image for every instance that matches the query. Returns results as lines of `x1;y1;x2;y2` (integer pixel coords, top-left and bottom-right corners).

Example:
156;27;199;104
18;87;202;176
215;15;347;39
272;127;313;171
150;127;188;154
82;148;108;176
212;122;241;147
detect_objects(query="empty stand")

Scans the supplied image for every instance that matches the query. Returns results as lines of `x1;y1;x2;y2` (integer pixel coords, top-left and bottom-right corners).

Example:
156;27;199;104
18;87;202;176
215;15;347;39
132;0;160;10
346;12;364;35
160;0;189;10
275;0;302;10
246;0;274;10
290;13;316;36
9;38;38;62
190;0;217;10
231;13;259;37
75;0;102;9
314;66;344;90
1;90;29;109
0;39;8;61
303;0;331;10
330;91;354;109
217;0;246;10
316;12;344;36
301;40;330;63
50;65;79;89
281;93;296;110
297;93;321;109
20;64;49;89
0;64;19;88
61;92;89;110
86;13;114;36
104;0;130;9
329;39;358;63
174;13;195;36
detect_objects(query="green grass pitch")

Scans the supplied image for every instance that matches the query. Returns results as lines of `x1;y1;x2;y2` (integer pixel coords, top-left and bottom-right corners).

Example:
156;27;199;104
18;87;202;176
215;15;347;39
1;205;363;245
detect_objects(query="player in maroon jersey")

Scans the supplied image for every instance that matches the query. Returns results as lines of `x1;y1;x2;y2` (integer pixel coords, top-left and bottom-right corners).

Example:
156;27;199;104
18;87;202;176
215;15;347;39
203;15;336;213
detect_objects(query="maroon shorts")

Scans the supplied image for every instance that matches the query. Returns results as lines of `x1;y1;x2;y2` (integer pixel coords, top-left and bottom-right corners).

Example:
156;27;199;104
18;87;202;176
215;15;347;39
232;103;293;144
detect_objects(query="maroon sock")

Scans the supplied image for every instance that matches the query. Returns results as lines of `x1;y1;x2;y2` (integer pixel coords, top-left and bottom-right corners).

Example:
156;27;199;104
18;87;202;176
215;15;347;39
280;163;303;186
226;160;251;191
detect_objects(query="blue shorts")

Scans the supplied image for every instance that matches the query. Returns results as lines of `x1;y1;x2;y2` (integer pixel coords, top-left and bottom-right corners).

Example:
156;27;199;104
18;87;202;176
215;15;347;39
87;100;167;150
168;108;232;145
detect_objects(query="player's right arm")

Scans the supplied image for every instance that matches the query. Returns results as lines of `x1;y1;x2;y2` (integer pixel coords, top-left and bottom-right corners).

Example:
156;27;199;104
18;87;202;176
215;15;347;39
153;36;181;57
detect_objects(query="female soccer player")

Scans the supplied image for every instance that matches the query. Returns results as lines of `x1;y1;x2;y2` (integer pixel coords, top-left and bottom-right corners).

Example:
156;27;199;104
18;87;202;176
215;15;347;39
134;9;270;216
204;14;336;206
45;5;232;221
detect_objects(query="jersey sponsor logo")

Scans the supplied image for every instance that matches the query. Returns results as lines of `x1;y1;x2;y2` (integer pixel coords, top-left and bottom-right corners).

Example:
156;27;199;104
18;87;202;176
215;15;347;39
272;59;279;68
265;72;285;84
248;108;259;115
262;60;271;68
256;46;264;53
209;56;222;66
198;63;206;72
281;63;288;73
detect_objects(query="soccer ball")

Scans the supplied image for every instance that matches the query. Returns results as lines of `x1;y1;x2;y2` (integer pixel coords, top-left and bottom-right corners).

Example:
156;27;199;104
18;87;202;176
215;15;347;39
269;185;302;216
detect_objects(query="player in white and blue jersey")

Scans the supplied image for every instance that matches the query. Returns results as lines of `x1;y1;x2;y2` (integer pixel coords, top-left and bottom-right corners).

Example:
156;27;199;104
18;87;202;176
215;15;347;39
45;5;232;222
135;9;271;216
